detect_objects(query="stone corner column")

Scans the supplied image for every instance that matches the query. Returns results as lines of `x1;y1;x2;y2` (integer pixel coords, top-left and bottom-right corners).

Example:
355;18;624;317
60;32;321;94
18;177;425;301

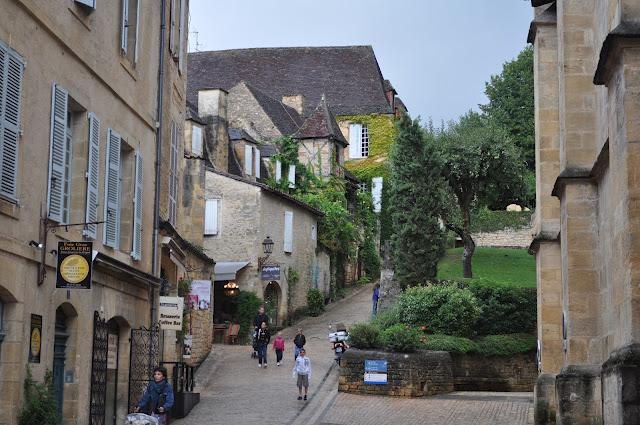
535;373;558;425
601;343;640;425
556;365;603;424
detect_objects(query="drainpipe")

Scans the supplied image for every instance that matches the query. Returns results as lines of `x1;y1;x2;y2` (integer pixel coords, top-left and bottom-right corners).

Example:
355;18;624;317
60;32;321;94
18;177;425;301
152;0;168;325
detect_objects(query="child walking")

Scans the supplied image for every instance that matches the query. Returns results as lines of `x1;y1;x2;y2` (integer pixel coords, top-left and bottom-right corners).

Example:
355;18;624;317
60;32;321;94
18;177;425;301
273;331;285;366
292;348;312;400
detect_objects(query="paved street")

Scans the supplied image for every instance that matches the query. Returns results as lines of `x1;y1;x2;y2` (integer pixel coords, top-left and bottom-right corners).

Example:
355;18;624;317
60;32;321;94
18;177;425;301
175;285;533;425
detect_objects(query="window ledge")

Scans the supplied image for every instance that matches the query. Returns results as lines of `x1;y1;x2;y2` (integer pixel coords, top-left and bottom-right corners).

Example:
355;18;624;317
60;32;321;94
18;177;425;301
0;197;20;220
120;59;139;81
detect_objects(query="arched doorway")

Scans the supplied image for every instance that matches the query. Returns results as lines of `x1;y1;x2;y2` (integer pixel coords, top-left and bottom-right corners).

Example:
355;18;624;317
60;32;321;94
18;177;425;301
52;303;77;424
264;282;281;328
105;319;120;425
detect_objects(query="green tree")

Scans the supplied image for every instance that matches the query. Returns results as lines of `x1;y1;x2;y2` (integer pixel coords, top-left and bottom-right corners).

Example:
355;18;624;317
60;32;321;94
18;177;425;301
435;112;526;278
389;113;447;288
481;46;534;169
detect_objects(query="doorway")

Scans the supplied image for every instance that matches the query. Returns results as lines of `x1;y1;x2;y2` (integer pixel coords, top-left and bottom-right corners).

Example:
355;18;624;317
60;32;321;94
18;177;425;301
53;307;69;422
264;282;281;328
104;320;120;425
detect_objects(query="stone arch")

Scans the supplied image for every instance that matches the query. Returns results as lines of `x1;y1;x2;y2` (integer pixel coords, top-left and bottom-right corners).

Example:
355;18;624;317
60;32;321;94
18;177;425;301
53;302;78;424
105;316;131;425
264;281;283;328
0;284;20;425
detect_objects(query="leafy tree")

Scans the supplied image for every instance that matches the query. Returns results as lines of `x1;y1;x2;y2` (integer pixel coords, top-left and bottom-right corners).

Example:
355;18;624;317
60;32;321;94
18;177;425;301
389;113;447;288
435;112;526;278
481;46;534;169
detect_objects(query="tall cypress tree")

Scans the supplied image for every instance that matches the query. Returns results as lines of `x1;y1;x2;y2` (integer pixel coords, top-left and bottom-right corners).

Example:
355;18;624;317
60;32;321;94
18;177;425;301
389;113;447;288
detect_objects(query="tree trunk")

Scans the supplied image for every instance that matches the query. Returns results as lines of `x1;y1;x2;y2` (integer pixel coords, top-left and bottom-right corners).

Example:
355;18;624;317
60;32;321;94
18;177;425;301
461;206;474;278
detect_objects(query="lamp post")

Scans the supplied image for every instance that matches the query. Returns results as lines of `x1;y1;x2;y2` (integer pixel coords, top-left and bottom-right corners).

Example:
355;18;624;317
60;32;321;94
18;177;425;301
258;236;274;268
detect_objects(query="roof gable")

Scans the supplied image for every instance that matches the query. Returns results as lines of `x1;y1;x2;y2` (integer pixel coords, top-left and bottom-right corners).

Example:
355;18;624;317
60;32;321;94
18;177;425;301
293;97;347;145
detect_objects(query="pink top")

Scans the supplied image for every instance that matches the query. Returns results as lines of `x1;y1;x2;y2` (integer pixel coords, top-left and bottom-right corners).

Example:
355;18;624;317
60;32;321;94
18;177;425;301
273;336;285;350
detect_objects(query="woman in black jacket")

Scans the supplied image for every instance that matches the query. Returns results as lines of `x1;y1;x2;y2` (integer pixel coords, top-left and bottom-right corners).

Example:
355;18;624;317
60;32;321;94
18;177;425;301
256;321;271;368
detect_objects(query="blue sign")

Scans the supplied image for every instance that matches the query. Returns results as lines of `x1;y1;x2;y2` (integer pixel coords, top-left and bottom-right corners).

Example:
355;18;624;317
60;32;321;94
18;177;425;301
365;359;387;373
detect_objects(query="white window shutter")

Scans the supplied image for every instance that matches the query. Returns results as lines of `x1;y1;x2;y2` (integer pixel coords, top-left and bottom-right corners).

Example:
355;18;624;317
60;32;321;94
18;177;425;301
75;0;96;9
244;144;253;176
84;113;101;239
275;160;282;182
254;148;261;179
169;121;178;225
169;0;176;54
311;224;317;241
0;45;24;201
132;151;143;260
121;0;129;53
372;176;383;213
47;83;68;223
284;211;293;253
103;129;121;248
348;123;362;159
288;164;296;188
204;199;218;235
191;126;203;156
178;0;186;71
134;0;140;63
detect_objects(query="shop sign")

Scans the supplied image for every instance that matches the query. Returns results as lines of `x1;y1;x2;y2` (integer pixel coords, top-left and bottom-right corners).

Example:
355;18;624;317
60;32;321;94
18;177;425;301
364;359;387;385
190;280;212;310
159;296;184;331
56;241;92;289
28;314;42;363
107;333;118;370
261;265;281;281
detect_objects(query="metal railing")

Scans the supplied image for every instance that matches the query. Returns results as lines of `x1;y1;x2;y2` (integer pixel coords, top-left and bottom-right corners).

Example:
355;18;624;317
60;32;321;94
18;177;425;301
160;361;195;393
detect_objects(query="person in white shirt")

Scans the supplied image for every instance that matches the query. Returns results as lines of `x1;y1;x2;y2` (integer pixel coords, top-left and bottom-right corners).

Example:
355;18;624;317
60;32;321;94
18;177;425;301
292;348;312;400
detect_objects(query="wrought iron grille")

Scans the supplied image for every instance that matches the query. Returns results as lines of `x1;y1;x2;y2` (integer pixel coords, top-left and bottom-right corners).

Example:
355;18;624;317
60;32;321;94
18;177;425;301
128;324;160;411
89;311;109;425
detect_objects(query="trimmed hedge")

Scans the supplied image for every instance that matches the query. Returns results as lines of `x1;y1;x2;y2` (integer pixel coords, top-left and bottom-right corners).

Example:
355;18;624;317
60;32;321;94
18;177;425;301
348;323;381;349
421;333;536;356
380;324;421;353
470;208;533;233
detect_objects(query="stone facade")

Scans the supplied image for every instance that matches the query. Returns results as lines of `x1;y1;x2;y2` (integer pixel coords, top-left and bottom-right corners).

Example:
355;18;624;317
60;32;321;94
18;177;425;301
471;227;533;249
451;352;538;392
529;1;640;423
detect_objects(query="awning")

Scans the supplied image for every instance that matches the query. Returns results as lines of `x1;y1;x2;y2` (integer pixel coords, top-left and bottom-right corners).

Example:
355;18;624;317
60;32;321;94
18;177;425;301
214;261;250;281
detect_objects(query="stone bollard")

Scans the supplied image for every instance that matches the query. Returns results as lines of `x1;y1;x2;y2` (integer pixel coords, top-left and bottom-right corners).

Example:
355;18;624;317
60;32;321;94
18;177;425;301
555;365;602;425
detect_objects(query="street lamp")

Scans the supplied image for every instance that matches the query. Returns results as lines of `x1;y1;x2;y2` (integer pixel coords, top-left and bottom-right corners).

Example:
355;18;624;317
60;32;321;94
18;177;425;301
258;236;274;267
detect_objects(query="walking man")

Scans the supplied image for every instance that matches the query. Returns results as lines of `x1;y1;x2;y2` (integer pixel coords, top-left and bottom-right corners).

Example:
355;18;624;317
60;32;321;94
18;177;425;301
293;327;306;360
292;348;312;400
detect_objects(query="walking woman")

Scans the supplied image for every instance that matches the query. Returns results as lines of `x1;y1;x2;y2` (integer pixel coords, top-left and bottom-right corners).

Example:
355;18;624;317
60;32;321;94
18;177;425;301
257;321;271;368
134;366;174;424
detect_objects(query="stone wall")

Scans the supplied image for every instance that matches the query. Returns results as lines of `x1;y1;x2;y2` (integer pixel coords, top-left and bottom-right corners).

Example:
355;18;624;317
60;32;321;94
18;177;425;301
338;349;537;397
471;227;533;249
186;309;212;367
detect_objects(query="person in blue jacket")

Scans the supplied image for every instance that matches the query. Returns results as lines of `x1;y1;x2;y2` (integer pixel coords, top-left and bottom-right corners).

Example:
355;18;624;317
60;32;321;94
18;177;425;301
134;366;174;424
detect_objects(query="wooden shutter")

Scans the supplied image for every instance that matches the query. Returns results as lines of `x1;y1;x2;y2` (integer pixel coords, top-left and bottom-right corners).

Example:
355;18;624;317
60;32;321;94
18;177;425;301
244;144;253;176
371;176;383;213
178;0;186;71
348;123;362;159
254;148;261;179
121;0;129;53
47;83;68;223
84;113;101;239
204;199;218;235
133;0;140;63
191;126;202;156
288;164;295;188
0;44;24;201
132;151;143;260
275;160;282;182
283;211;293;253
103;129;121;248
168;121;178;225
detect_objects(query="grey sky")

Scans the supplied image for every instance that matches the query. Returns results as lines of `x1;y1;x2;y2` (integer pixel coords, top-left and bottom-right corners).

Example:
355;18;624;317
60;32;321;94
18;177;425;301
188;0;533;124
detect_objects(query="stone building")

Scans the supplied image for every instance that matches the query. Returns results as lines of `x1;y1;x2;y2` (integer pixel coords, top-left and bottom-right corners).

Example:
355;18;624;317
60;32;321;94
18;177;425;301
528;0;640;423
0;1;207;424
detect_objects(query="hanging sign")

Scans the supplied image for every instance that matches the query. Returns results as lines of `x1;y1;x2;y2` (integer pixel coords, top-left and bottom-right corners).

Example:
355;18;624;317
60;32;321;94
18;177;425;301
261;265;281;281
28;314;42;363
56;241;92;289
364;359;388;385
159;296;185;330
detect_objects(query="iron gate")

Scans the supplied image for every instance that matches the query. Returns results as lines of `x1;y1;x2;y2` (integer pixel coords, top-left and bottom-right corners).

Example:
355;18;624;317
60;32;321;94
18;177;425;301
128;324;160;411
89;311;109;425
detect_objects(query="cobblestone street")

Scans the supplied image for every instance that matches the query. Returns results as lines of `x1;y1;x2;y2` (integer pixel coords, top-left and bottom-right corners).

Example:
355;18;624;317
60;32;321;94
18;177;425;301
174;285;533;425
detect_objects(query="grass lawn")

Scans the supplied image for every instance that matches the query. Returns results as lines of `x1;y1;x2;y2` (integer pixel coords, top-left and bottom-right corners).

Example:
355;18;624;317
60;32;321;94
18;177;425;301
437;247;536;288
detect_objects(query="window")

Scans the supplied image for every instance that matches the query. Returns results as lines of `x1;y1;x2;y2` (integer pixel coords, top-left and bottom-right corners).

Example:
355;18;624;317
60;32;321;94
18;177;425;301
254;148;261;179
371;177;383;213
121;0;140;63
348;123;369;159
204;199;219;235
361;125;369;157
358;182;367;192
244;144;253;176
274;160;282;182
75;0;96;9
284;211;293;253
0;42;24;202
84;114;101;239
168;121;178;225
191;126;203;157
104;129;121;248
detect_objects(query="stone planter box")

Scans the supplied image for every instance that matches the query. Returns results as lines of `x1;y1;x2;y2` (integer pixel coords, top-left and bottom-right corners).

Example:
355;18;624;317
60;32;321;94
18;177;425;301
339;349;536;397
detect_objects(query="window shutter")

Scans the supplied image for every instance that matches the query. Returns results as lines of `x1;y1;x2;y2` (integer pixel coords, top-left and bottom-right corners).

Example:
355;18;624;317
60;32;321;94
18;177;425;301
169;0;176;54
84;113;101;239
191;126;203;156
371;176;383;213
121;0;129;53
244;144;253;176
254;148;261;179
131;151;143;260
169;121;178;225
348;123;362;159
103;129;121;248
204;199;218;235
133;0;140;63
275;160;282;182
288;164;295;188
75;0;96;8
0;45;24;201
178;0;186;71
283;211;293;253
47;83;69;223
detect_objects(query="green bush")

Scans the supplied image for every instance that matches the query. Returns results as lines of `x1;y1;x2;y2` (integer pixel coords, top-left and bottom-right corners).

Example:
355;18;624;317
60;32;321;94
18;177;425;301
348;323;381;349
231;291;262;340
356;275;372;286
307;288;325;316
397;285;481;337
371;303;401;330
18;368;59;425
470;208;533;233
475;333;537;356
422;334;478;354
467;279;536;335
380;324;421;353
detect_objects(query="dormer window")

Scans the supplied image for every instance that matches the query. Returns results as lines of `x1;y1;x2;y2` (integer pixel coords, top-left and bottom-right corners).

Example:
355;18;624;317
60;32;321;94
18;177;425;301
348;123;369;159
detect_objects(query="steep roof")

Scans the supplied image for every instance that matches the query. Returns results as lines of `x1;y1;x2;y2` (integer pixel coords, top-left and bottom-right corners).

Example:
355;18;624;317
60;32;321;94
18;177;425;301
394;96;407;112
188;46;393;117
228;127;257;144
242;82;303;136
292;97;348;146
383;79;396;94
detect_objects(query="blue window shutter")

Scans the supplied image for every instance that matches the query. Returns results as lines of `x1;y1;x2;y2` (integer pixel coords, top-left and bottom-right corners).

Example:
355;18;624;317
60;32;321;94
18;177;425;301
103;129;121;248
47;83;68;223
132;151;143;260
121;0;129;53
0;44;24;201
84;113;101;239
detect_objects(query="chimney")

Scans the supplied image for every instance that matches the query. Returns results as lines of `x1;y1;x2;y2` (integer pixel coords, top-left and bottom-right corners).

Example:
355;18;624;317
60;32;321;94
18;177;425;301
282;94;305;116
197;88;229;172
